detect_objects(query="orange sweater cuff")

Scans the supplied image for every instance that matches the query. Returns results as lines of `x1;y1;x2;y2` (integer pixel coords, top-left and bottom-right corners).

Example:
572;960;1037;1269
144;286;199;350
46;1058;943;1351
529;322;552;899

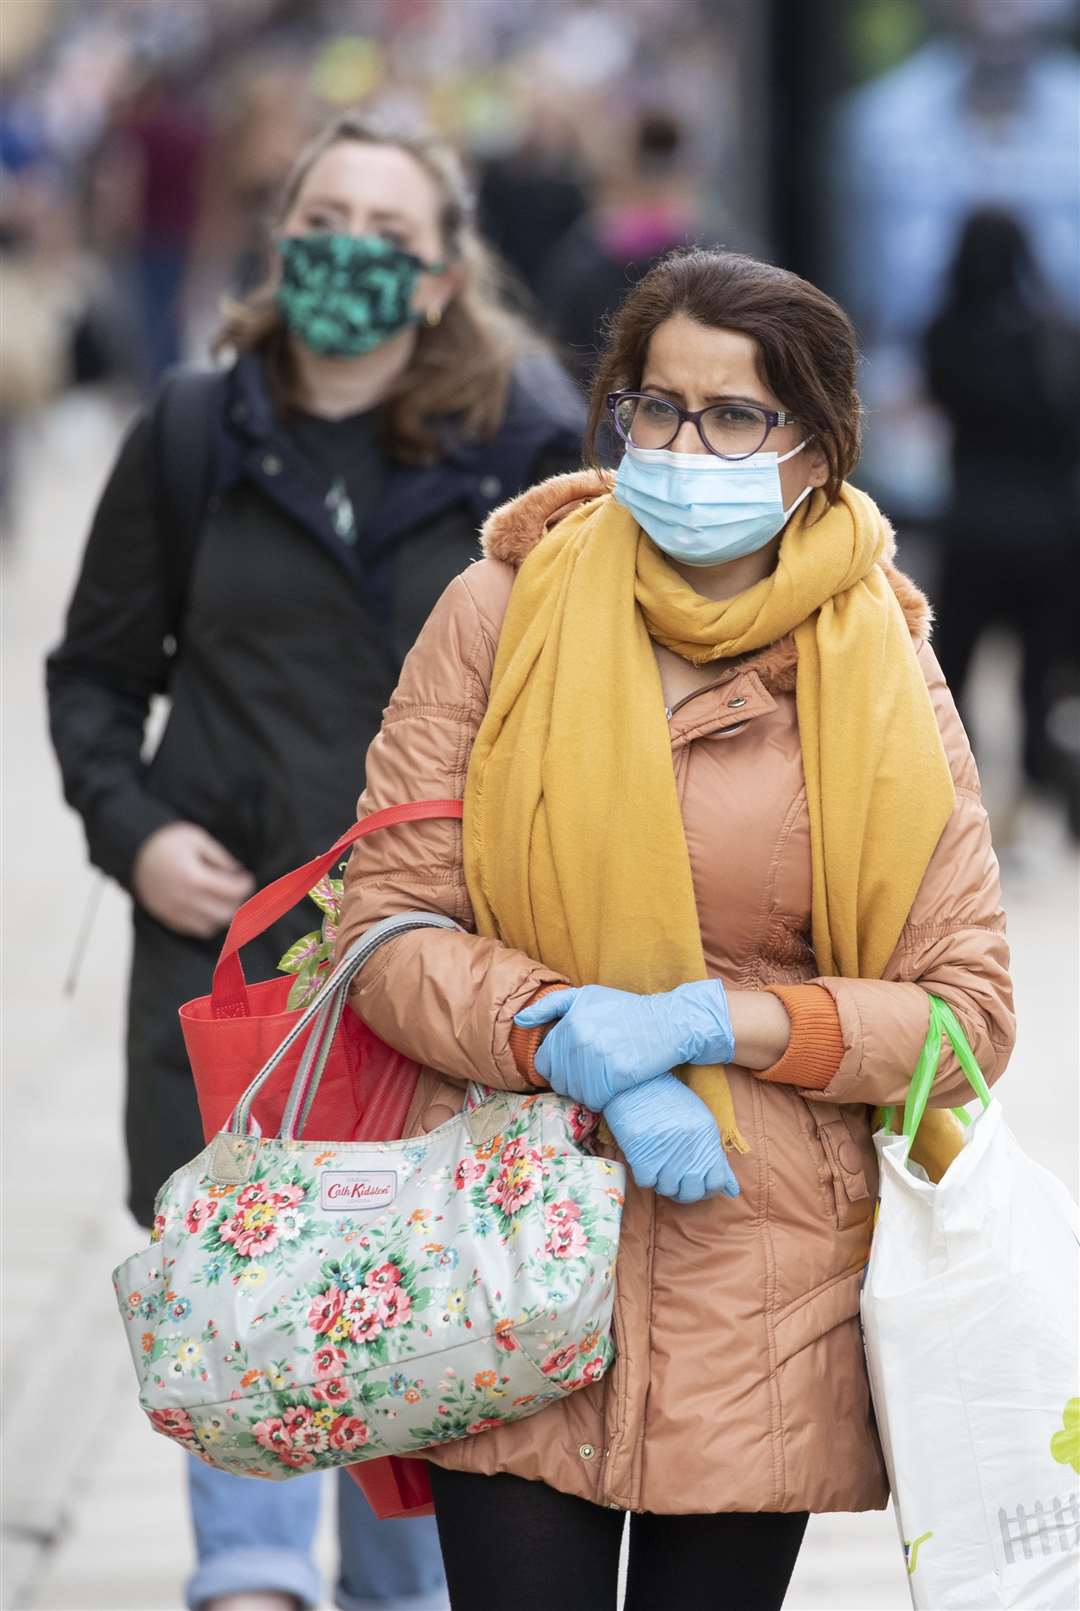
757;985;845;1091
508;984;569;1086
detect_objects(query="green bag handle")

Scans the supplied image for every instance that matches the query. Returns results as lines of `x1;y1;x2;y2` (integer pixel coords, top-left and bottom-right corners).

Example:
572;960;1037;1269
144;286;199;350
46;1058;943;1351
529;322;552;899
880;995;993;1138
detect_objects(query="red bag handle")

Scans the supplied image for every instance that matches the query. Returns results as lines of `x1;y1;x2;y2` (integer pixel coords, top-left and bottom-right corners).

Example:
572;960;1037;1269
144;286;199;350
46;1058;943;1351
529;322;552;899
211;799;464;1018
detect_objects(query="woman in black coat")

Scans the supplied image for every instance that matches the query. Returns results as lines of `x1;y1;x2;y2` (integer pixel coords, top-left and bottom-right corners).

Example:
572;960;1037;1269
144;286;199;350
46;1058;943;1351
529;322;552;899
924;207;1080;809
47;113;582;1611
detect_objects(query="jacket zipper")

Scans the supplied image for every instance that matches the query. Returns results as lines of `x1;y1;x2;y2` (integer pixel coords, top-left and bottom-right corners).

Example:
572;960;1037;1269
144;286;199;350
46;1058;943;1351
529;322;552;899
665;687;714;721
665;687;749;740
598;1299;629;1509
664;678;750;723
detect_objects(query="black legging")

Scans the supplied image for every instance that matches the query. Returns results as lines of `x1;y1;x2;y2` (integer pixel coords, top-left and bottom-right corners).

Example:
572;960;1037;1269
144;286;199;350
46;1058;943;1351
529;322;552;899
428;1465;809;1611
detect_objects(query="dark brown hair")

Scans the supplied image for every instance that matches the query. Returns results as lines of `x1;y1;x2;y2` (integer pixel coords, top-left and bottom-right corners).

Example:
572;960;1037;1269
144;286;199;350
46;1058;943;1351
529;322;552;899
215;113;537;462
585;248;862;501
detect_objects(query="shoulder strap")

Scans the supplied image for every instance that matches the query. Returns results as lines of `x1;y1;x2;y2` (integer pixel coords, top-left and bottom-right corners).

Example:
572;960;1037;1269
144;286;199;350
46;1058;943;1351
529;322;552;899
210;798;465;1015
150;365;228;644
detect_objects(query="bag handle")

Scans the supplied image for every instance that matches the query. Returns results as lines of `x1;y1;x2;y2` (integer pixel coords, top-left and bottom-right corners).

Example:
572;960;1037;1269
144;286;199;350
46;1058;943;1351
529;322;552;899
881;995;994;1139
211;799;464;1017
226;910;463;1139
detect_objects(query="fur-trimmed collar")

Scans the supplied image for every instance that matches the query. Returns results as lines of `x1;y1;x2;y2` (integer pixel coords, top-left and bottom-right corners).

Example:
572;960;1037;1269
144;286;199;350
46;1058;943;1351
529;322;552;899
480;469;932;695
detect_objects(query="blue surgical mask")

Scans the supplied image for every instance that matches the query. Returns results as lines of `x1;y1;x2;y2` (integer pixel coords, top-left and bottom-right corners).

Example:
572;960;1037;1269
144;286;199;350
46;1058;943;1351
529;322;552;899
613;440;813;566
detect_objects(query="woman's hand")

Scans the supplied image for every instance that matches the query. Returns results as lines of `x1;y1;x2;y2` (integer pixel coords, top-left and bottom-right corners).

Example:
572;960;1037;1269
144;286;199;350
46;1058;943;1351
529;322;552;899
604;1075;740;1203
132;823;256;938
514;980;735;1111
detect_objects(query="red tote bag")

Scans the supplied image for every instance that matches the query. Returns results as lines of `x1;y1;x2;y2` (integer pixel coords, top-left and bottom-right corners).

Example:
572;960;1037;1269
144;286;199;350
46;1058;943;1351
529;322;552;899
180;800;462;1143
179;798;464;1519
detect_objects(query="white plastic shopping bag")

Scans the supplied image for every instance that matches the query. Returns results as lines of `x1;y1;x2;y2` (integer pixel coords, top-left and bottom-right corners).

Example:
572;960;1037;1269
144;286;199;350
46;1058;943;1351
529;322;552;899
861;998;1080;1610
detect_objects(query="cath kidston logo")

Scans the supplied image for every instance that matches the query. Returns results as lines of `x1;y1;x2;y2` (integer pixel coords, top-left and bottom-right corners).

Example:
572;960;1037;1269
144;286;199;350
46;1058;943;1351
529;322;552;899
320;1171;398;1212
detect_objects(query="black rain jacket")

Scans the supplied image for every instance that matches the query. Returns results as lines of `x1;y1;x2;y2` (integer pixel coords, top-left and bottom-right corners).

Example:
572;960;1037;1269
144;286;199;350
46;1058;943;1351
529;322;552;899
47;348;584;1222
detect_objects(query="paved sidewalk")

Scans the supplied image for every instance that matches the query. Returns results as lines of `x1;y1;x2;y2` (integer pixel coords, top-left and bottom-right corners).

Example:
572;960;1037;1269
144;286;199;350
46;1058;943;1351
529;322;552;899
3;393;1076;1611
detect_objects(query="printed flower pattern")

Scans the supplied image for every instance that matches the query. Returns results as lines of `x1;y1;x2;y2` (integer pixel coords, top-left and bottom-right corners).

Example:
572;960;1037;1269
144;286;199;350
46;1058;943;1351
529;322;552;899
211;1178;311;1267
305;1248;429;1369
485;1137;543;1218
545;1199;587;1260
1050;1398;1080;1474
114;1090;623;1480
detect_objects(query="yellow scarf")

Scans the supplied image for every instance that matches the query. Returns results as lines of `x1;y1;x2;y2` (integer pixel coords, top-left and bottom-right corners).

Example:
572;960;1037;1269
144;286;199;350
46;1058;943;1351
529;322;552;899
463;484;956;1153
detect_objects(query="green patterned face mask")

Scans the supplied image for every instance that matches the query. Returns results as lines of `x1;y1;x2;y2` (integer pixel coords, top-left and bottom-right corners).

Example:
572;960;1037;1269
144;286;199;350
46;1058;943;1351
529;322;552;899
275;232;447;357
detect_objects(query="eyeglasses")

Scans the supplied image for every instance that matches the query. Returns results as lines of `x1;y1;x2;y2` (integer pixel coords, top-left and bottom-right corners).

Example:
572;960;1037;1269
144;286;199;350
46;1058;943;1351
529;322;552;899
606;390;800;460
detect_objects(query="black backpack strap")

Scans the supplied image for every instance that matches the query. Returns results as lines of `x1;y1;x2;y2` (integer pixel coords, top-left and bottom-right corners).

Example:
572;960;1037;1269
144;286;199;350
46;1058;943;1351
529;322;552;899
149;365;228;645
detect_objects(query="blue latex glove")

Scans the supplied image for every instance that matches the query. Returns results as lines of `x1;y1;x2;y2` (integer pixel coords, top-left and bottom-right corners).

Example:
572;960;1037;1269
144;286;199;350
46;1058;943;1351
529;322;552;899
514;981;735;1113
604;1075;740;1203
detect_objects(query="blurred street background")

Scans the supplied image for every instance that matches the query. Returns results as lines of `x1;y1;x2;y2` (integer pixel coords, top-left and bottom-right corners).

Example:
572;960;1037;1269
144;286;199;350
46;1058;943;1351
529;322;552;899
2;1;1078;1608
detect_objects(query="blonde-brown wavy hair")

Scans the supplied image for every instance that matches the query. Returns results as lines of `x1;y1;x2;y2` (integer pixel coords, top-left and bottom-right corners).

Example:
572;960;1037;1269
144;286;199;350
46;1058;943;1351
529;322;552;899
215;113;536;462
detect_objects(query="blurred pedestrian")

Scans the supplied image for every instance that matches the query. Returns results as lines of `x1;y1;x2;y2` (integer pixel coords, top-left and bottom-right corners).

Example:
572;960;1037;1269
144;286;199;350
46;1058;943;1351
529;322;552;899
0;202;70;535
476;100;589;301
335;247;1015;1611
925;207;1080;818
47;112;583;1611
0;147;95;535
182;57;317;353
540;108;699;386
97;61;208;387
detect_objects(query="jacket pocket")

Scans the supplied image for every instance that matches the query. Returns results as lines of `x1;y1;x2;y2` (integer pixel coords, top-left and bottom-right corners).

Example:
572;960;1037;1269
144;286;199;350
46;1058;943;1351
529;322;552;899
800;1098;874;1232
773;1264;864;1366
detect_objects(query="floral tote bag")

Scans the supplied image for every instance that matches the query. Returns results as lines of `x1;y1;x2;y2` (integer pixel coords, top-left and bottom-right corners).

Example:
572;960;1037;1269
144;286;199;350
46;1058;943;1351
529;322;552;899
114;918;626;1479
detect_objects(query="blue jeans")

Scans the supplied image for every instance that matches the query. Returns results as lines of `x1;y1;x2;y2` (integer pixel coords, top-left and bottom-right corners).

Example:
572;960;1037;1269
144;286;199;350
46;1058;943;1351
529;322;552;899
134;243;187;387
186;1457;448;1610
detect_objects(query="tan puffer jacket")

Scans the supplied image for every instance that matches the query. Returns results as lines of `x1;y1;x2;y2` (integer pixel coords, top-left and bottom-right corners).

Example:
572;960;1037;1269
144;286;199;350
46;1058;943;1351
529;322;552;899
336;471;1014;1516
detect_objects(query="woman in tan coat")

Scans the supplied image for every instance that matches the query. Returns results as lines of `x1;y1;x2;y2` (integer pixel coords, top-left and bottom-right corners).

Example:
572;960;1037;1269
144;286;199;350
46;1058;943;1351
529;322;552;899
335;249;1015;1610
